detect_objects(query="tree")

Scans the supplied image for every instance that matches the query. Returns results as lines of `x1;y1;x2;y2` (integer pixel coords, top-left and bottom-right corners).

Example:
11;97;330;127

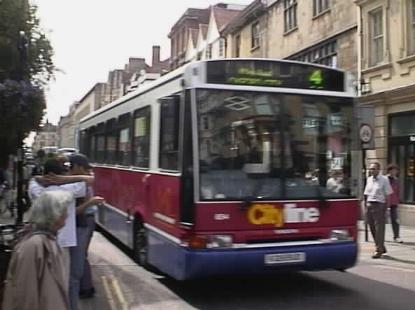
0;0;55;166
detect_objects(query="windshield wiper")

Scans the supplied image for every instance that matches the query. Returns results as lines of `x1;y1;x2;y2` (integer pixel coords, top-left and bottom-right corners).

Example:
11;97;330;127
240;196;256;211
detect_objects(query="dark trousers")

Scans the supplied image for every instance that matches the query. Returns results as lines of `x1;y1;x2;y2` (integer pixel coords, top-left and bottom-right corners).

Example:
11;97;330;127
389;205;400;239
366;202;387;253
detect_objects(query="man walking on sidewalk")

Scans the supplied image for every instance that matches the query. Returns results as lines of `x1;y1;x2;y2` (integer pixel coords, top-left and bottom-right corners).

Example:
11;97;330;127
364;162;393;259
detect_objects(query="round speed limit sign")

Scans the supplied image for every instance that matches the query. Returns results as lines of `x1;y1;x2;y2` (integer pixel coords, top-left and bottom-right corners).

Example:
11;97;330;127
359;124;373;143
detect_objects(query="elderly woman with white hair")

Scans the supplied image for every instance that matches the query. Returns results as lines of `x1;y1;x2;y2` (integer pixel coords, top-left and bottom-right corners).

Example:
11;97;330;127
2;190;73;310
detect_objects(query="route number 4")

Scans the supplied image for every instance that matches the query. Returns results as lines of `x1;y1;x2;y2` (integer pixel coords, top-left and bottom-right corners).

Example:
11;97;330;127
309;69;323;89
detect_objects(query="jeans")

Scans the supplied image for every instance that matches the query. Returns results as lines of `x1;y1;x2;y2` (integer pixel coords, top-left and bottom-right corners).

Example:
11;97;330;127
69;227;88;310
389;205;400;239
80;215;96;291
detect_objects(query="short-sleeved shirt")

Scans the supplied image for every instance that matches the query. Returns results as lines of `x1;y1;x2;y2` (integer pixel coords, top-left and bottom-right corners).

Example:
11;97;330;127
364;174;393;203
84;186;97;215
28;179;86;248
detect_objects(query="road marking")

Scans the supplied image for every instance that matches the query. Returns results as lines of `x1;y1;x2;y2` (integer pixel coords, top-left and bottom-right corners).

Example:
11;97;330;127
101;276;118;310
110;276;129;310
376;265;415;273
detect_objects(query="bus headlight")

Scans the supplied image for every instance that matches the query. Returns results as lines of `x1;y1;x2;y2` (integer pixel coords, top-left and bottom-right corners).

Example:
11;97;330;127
329;229;351;241
207;235;233;248
186;235;233;249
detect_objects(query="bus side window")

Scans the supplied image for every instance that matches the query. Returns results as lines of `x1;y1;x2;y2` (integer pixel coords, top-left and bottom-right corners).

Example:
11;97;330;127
90;133;96;162
96;122;106;163
159;95;180;171
85;127;96;161
133;107;151;169
117;113;132;166
105;119;117;165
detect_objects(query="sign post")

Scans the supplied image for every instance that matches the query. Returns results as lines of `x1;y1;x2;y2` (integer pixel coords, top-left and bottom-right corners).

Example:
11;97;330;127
360;123;373;242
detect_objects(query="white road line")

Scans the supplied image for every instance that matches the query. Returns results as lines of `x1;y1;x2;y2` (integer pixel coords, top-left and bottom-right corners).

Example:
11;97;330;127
376;265;415;273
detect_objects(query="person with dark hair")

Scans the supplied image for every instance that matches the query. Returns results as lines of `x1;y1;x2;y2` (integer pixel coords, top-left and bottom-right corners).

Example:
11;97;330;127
2;191;72;310
364;162;393;259
67;154;103;300
43;158;66;175
387;164;403;243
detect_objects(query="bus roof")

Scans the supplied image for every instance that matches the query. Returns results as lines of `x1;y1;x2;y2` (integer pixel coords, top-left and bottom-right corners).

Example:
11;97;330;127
80;65;186;124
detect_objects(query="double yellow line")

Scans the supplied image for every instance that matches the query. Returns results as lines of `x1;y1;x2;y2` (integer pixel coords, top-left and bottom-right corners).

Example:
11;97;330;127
101;276;129;310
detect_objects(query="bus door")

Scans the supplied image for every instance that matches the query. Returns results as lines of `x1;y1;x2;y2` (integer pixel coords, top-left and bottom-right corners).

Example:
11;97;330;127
148;95;182;233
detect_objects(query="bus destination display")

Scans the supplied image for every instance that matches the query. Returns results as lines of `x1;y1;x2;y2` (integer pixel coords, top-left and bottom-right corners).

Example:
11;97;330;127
206;60;345;92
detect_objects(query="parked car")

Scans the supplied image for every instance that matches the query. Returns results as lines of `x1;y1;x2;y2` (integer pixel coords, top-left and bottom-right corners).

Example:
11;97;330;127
41;146;58;155
57;147;77;157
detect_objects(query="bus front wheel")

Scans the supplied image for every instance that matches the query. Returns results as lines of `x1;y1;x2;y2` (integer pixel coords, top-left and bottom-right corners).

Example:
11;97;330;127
133;219;148;267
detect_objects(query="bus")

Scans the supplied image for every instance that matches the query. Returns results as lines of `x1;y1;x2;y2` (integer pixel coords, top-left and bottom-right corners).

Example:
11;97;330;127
79;59;359;280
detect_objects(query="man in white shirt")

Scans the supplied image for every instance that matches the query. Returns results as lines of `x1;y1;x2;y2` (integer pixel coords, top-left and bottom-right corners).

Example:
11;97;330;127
364;162;393;258
28;158;93;306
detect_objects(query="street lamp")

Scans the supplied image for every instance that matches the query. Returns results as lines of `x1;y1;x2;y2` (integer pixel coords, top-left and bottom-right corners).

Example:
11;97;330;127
15;30;29;225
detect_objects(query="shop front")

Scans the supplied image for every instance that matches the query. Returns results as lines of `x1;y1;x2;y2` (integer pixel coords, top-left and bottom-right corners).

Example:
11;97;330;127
389;111;415;225
359;84;415;226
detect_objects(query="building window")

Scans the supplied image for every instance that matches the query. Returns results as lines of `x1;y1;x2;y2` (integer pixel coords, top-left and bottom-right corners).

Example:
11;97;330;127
206;43;212;59
369;8;384;66
202;116;209;130
291;40;337;67
313;0;330;16
235;35;241;57
219;38;226;57
409;0;415;55
284;0;297;33
251;21;260;49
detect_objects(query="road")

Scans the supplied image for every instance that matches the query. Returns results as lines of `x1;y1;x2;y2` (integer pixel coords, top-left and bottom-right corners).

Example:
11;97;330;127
80;232;415;310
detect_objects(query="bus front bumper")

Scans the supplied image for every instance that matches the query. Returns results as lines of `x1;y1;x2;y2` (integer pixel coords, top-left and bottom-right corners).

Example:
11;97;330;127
147;230;358;280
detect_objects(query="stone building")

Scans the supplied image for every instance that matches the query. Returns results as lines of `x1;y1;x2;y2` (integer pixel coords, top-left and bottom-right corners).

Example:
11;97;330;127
169;7;211;70
104;70;125;104
183;3;244;63
223;0;267;58
32;121;58;152
223;0;358;78
357;0;415;225
56;102;79;148
57;109;74;148
126;46;170;92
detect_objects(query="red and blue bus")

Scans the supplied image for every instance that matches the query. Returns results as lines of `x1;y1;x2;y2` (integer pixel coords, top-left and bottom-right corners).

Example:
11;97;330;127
79;59;359;280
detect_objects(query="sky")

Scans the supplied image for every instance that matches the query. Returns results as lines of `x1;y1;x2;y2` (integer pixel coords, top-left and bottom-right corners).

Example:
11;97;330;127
32;0;253;125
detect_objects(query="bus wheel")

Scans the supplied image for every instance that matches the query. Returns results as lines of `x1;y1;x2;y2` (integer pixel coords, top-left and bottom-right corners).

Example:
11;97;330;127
133;219;148;267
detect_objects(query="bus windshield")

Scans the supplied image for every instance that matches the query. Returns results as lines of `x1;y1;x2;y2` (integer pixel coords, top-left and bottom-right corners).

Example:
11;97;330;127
196;89;354;201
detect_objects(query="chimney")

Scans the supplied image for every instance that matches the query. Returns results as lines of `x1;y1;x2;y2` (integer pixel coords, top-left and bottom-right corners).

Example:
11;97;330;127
152;45;160;67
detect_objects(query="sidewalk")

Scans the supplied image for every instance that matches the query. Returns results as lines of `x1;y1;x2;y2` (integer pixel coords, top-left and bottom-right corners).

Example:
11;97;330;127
358;220;415;270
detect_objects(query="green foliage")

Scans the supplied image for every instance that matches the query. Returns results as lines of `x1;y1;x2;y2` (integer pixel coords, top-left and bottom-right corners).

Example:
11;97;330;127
0;0;55;166
0;0;55;85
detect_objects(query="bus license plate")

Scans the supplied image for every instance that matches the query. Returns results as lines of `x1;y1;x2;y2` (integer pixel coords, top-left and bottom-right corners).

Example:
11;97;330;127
264;252;306;265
